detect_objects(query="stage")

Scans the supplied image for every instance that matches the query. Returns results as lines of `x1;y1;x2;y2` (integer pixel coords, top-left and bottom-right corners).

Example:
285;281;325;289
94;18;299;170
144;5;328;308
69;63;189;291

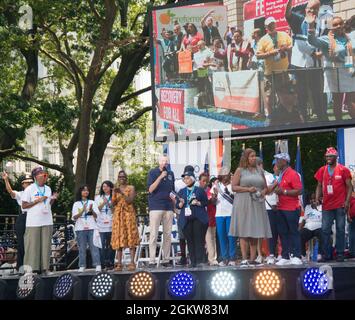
1;261;355;300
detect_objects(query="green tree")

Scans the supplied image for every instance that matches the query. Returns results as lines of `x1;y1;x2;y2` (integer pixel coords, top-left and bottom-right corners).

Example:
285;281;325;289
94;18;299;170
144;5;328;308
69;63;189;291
0;0;174;198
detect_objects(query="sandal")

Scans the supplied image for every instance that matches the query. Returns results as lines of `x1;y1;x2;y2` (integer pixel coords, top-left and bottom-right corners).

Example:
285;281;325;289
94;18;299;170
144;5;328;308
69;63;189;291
114;264;123;271
127;263;136;271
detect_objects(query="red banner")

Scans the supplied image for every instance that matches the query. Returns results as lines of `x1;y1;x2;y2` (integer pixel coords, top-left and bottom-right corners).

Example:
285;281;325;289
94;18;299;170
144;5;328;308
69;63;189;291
159;89;185;124
265;0;289;30
244;0;308;21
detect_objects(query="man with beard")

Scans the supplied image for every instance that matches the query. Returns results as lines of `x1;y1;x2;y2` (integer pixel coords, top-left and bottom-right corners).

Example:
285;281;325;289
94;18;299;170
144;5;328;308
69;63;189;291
314;147;352;262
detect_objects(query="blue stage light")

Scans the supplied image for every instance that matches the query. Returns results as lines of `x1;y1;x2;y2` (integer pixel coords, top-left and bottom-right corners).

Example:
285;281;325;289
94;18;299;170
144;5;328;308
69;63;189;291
53;273;74;300
302;268;329;297
168;272;196;298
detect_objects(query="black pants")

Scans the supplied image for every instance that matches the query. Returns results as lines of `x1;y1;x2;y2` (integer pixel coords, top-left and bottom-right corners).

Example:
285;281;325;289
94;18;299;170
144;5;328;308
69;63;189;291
183;218;208;266
292;66;327;121
267;209;279;256
100;232;115;267
300;227;323;257
15;213;27;270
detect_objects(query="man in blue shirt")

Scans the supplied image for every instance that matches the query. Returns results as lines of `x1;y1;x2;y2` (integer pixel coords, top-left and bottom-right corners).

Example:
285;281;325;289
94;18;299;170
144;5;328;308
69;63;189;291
285;0;331;122
147;155;175;267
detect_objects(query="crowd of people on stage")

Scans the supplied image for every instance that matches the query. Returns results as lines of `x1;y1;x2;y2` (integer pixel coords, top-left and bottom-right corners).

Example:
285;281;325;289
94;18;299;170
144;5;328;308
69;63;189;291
155;0;355;123
145;147;354;269
2;145;355;273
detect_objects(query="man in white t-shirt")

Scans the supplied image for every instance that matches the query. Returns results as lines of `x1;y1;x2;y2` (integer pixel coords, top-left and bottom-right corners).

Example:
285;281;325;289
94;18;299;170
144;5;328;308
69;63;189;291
2;172;33;271
22;167;58;274
211;167;235;266
299;193;323;261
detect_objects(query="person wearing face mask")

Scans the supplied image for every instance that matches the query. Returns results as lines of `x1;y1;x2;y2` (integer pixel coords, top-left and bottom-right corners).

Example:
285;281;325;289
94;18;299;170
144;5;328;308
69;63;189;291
147;155;175;268
314;147;352;262
176;170;208;268
22;166;58;275
308;15;355;120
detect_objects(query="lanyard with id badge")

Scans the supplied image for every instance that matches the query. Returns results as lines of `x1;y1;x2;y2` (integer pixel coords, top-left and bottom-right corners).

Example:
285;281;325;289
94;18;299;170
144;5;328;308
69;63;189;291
324;165;337;195
35;183;49;214
81;200;90;230
103;195;111;225
185;186;196;217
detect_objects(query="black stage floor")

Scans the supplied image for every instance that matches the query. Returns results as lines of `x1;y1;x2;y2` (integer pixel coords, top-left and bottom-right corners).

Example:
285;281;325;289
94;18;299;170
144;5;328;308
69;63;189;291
1;261;355;300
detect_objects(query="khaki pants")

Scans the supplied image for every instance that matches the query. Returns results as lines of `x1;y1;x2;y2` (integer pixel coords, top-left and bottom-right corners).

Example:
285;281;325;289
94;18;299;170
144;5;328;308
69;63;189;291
24;225;53;272
149;210;174;264
205;226;217;264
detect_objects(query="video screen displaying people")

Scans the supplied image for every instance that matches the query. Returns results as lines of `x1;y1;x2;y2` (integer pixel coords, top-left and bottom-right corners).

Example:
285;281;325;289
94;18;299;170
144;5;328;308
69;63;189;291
150;0;355;141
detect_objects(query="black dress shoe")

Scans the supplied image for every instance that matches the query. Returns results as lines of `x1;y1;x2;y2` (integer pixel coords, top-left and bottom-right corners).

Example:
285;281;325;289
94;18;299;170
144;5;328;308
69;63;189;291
176;257;187;266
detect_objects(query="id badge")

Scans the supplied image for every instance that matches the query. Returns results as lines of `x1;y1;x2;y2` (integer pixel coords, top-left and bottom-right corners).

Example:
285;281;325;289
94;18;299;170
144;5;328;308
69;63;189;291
185;207;192;217
42;206;49;214
103;219;110;224
84;222;90;230
327;185;334;195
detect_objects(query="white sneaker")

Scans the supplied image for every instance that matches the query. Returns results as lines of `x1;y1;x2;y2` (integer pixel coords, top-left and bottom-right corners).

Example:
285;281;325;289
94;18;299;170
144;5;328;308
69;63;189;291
290;257;303;265
78;267;85;272
276;255;282;261
209;260;219;266
265;255;276;265
276;258;291;266
240;260;250;268
317;254;322;262
301;255;308;263
218;260;227;267
255;255;263;264
228;261;236;266
95;265;102;272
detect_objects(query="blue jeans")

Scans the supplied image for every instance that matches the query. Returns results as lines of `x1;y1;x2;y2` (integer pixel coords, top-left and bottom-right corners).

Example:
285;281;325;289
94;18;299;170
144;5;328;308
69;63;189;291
349;219;355;257
277;210;301;259
76;230;101;268
216;216;236;260
267;209;279;256
100;232;115;267
322;208;346;259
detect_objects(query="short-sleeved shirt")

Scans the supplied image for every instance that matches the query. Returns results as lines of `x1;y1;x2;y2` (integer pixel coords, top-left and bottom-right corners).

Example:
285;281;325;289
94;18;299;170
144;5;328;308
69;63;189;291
94;195;113;232
300;205;322;231
277;167;303;211
210;182;233;217
72;200;99;232
257;31;292;75
22;183;53;227
314;164;351;211
147;167;175;211
264;171;278;210
12;191;26;213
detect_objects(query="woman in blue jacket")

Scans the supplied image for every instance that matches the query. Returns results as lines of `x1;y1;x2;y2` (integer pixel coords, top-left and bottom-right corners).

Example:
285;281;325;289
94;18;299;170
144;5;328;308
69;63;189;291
177;170;208;267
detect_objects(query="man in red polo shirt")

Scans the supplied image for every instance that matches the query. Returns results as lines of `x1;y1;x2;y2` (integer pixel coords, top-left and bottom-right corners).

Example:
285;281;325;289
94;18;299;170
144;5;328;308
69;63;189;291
271;153;303;266
315;147;352;262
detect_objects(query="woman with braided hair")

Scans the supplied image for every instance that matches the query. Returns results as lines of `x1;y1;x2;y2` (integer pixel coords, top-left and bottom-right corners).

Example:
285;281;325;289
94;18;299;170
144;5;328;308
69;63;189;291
308;15;355;120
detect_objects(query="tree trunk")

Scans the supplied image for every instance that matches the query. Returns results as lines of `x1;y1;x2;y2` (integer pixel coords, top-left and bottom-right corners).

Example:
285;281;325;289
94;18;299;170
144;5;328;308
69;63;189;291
86;129;112;197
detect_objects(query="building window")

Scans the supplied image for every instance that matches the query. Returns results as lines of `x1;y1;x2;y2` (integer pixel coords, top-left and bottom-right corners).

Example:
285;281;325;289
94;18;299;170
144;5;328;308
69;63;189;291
108;160;115;182
25;145;32;173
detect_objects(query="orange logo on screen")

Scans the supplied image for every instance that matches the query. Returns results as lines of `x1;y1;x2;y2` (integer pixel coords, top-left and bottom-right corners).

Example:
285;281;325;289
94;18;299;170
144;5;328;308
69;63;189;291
159;10;175;25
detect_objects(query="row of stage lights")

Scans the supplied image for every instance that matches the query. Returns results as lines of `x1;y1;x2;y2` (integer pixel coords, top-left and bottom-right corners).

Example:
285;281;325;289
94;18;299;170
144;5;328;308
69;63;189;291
14;267;333;300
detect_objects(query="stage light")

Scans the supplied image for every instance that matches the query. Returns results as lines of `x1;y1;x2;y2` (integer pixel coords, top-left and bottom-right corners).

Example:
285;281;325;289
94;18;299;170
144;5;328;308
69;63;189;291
53;273;74;300
16;273;36;300
253;270;282;298
89;272;114;300
168;272;196;299
127;271;156;299
209;271;237;298
301;268;330;297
